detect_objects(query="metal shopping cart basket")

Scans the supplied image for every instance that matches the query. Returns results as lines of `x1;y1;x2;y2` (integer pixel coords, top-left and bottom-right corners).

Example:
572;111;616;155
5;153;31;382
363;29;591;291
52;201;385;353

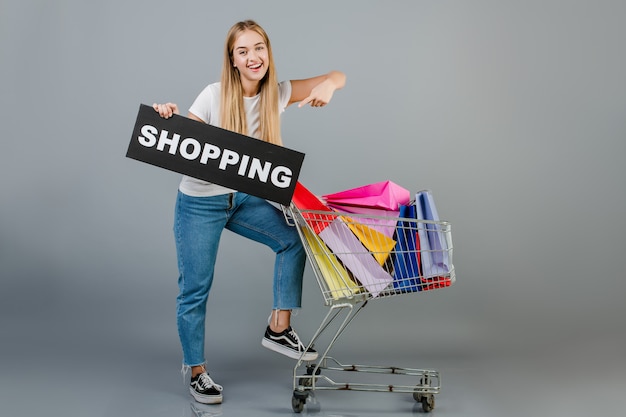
282;204;455;413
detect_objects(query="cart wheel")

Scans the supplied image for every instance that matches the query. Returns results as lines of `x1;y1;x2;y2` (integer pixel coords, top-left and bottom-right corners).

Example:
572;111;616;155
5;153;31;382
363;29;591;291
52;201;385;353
413;382;426;402
421;394;435;412
306;364;321;375
299;364;320;387
413;376;431;402
292;396;305;413
412;390;422;402
292;390;308;413
298;377;312;387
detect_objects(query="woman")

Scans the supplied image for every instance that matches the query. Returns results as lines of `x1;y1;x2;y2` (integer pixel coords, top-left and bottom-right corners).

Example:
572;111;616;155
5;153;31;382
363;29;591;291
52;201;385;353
153;19;346;405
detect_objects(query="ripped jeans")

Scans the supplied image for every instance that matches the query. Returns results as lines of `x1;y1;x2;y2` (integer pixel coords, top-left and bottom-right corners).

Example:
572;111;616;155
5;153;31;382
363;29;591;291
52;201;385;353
174;191;306;367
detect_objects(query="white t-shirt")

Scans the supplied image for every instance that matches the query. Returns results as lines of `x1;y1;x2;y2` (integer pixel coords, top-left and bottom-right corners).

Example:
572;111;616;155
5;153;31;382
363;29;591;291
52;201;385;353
179;80;292;197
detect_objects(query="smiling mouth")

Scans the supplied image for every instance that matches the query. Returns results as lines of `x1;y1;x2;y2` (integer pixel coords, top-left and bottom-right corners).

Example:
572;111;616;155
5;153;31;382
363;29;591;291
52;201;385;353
248;63;262;70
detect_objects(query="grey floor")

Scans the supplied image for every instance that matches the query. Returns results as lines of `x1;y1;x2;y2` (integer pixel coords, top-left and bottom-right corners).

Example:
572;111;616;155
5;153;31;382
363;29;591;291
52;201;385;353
2;306;624;417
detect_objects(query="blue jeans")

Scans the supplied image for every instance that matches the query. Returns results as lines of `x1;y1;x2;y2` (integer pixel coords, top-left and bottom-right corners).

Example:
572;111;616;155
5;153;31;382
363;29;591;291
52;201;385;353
174;191;306;366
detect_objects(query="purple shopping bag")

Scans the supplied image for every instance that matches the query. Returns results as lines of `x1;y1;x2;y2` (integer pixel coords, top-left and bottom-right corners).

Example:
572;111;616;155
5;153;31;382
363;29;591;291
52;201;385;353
415;190;451;278
318;217;393;298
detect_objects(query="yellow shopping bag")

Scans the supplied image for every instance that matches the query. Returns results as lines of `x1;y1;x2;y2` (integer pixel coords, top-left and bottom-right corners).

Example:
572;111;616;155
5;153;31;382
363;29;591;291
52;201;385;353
302;228;361;300
342;216;396;266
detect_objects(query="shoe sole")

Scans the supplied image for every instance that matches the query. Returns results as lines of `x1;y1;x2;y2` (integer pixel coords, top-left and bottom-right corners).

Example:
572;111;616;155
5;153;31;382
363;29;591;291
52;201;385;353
261;338;318;361
189;387;223;404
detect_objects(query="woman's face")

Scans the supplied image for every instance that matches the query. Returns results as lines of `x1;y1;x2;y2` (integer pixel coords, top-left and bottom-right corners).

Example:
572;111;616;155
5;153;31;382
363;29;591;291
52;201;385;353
232;29;269;87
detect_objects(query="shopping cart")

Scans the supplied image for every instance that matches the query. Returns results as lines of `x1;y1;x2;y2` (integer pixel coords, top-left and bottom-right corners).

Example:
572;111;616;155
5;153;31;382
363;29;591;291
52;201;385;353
282;204;455;413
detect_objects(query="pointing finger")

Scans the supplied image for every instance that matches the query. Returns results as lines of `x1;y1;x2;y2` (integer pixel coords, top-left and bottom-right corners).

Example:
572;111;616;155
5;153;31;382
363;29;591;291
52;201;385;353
298;95;314;108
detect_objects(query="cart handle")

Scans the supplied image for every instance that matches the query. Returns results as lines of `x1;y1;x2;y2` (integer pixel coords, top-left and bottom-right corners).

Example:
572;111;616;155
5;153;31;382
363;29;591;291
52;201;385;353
281;204;296;226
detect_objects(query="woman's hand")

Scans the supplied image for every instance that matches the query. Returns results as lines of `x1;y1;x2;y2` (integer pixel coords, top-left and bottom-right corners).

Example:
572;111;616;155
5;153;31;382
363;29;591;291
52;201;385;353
152;102;179;119
298;79;336;108
289;70;346;108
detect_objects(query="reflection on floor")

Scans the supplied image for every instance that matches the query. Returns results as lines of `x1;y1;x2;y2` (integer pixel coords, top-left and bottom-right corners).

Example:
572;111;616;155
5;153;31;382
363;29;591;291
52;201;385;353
2;338;625;417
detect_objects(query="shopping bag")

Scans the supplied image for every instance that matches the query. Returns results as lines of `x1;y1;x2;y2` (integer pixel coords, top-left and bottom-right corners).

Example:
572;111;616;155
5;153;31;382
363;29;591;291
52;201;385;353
415;190;451;278
318;217;393;298
326;204;399;239
414;190;453;290
391;192;453;292
301;228;361;300
391;204;422;292
294;183;396;265
292;182;394;296
291;182;335;234
322;180;411;211
323;180;408;242
341;215;396;266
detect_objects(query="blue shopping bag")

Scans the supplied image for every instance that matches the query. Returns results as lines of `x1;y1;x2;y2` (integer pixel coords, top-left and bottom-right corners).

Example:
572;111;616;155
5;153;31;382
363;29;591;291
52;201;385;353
391;191;453;292
392;204;422;292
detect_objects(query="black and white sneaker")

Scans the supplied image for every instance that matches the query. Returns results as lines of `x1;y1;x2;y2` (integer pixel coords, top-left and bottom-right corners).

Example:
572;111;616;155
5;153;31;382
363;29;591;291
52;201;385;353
262;326;318;361
190;373;223;404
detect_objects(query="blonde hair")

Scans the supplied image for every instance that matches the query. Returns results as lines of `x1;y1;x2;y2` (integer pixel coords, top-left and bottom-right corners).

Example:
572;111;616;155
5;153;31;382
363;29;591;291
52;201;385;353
220;20;282;145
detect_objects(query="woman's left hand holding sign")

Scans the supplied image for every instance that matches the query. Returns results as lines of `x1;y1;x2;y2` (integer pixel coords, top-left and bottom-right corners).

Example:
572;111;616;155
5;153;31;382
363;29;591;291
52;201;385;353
153;102;179;119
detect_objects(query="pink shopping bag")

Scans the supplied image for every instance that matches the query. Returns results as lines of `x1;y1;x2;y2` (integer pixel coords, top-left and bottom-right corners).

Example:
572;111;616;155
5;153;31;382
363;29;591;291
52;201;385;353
326;204;399;240
322;180;411;211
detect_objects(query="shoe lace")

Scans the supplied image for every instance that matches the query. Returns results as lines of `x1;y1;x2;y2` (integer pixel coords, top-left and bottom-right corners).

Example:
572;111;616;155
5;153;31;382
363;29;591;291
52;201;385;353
198;373;223;392
287;328;307;352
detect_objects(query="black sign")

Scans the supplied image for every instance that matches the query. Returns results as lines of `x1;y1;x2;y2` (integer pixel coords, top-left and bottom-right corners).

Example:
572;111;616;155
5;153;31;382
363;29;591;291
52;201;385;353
126;104;305;205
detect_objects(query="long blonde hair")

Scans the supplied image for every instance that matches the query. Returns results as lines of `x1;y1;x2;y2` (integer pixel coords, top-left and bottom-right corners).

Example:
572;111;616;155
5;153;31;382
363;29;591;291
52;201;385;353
220;20;282;145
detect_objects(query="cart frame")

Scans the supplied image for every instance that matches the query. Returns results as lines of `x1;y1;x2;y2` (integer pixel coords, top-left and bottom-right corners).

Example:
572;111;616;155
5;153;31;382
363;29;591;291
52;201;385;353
283;205;455;413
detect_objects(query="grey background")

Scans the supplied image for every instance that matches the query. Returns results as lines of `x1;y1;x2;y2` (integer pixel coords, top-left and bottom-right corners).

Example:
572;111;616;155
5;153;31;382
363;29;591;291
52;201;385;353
1;1;625;416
